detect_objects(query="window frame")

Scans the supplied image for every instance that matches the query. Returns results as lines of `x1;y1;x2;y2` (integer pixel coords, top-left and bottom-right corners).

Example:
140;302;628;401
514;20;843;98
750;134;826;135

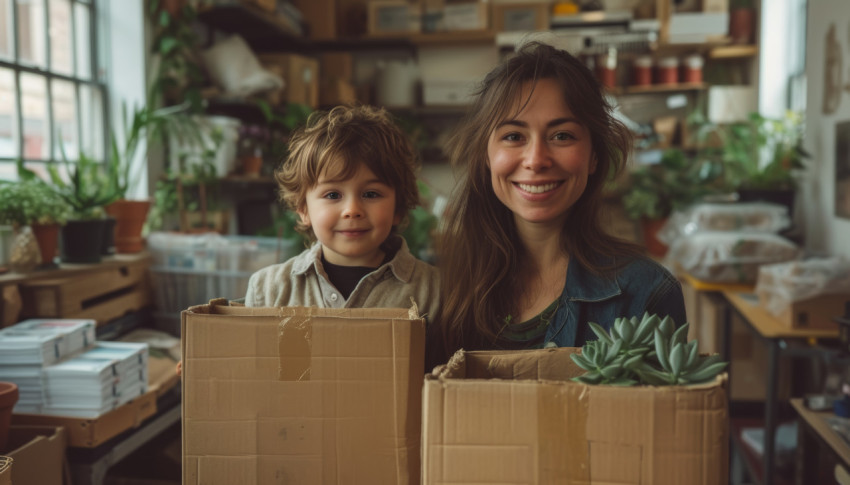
0;0;110;174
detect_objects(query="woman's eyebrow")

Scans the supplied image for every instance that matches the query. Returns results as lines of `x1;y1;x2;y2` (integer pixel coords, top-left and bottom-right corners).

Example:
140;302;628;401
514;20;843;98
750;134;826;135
495;117;580;129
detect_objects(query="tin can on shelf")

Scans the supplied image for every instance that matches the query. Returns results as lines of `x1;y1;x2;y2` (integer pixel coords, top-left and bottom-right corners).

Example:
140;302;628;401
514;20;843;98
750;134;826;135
682;54;704;83
655;57;679;85
632;55;653;86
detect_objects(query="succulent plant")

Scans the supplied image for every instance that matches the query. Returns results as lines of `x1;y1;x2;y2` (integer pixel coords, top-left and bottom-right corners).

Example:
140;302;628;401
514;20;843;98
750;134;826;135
571;312;728;387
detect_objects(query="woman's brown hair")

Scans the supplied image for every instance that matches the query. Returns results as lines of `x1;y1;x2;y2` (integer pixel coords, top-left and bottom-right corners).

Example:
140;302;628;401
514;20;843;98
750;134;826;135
275;104;420;240
435;42;644;354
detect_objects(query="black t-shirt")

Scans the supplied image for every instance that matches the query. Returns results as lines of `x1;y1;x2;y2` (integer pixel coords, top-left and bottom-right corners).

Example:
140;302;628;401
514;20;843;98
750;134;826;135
321;248;395;299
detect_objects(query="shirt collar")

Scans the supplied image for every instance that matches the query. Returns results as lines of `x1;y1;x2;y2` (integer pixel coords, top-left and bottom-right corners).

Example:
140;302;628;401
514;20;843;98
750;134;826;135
289;235;415;283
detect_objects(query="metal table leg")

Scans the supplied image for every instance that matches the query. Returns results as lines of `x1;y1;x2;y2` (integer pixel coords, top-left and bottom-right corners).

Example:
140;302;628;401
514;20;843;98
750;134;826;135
764;339;780;485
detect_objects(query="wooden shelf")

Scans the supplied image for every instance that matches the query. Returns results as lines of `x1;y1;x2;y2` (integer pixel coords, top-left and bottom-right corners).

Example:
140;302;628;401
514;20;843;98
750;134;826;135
197;3;307;51
0;252;151;287
611;82;708;95
709;44;759;59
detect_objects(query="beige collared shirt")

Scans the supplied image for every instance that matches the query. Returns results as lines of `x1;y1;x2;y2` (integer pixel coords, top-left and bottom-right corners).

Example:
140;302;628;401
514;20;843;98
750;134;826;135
244;236;440;322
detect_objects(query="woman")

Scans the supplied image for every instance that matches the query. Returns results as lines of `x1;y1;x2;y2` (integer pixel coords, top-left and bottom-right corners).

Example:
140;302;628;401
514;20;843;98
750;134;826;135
427;42;686;369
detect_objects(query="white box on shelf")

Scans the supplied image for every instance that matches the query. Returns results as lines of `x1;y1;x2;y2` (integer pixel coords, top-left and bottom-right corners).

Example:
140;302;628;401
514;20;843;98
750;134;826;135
422;79;475;106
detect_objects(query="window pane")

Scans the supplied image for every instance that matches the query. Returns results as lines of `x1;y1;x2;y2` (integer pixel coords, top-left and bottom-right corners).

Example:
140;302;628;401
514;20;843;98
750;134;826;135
0;68;18;159
16;0;46;68
49;0;72;75
74;2;90;79
20;72;49;160
52;79;76;160
79;83;102;159
0;0;13;60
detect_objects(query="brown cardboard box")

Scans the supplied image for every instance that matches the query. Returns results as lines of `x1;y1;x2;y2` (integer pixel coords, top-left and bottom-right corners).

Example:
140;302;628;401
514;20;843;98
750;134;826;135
12;389;157;447
757;292;847;331
422;347;729;485
242;0;277;12
258;53;320;108
292;0;337;39
0;457;10;485
181;304;425;485
320;52;354;82
3;425;67;485
320;78;358;107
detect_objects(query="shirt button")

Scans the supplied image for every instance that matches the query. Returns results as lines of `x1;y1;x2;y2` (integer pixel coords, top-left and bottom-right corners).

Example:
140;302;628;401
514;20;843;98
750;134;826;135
330;293;338;301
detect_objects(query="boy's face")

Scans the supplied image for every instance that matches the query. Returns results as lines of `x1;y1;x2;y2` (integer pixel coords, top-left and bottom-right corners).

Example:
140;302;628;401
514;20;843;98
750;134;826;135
298;162;401;267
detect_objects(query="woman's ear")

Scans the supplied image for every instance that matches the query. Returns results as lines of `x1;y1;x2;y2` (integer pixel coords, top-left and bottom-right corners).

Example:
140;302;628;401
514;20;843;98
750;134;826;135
589;156;598;174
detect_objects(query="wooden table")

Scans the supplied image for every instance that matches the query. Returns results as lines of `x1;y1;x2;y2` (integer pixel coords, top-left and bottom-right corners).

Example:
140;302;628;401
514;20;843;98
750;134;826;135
791;398;850;484
721;291;840;485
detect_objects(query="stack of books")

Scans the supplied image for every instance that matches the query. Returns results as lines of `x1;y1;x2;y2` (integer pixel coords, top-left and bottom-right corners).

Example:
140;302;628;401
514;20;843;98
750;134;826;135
0;319;96;413
42;341;149;418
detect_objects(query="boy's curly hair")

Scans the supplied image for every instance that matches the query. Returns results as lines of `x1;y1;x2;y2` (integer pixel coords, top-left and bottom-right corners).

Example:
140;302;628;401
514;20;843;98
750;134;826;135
275;104;420;240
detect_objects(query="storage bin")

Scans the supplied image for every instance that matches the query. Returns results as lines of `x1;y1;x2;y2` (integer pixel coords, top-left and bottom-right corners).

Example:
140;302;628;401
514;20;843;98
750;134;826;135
147;233;298;334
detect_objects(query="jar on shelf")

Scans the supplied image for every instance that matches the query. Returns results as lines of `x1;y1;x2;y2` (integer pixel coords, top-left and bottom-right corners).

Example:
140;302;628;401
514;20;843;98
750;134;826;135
682;54;704;84
631;55;653;86
655;56;679;85
596;47;618;88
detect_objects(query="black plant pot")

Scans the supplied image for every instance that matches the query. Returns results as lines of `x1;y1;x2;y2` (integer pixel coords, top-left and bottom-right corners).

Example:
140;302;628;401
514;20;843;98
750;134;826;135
101;217;116;256
61;219;106;263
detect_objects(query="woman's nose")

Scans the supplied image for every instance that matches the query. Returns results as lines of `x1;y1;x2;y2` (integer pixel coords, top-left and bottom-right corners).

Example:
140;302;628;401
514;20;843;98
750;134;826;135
522;138;552;171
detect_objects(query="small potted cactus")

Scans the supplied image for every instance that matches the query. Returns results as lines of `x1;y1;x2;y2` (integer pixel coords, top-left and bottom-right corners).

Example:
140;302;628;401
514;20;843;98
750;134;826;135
570;313;728;386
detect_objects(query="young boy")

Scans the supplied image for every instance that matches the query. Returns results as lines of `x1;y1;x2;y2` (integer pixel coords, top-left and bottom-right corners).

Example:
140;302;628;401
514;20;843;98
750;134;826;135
244;105;439;320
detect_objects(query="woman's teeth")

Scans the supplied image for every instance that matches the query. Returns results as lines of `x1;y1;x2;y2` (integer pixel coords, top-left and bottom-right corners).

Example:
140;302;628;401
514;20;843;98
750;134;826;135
517;182;559;194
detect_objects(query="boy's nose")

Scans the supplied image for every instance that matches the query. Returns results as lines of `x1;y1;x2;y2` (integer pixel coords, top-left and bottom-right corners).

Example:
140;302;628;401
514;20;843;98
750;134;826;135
342;200;364;218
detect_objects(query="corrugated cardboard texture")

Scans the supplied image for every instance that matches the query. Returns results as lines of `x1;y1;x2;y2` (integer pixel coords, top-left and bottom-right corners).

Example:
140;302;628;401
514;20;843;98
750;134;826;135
4;425;67;485
181;304;425;485
423;347;728;485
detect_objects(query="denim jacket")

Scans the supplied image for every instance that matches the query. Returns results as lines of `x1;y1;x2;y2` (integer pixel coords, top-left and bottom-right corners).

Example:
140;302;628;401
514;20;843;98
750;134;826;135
544;256;687;348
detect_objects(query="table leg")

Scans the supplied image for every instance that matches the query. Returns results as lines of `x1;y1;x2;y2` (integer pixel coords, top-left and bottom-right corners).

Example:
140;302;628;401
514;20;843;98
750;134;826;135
764;339;780;485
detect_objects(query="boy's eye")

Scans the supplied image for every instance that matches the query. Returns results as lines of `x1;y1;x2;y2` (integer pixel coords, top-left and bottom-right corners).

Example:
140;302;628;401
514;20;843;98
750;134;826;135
323;191;341;200
363;190;380;199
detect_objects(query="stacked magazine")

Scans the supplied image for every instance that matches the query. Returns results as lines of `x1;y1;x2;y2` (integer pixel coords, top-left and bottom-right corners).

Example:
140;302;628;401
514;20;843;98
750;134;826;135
0;319;96;412
42;341;149;418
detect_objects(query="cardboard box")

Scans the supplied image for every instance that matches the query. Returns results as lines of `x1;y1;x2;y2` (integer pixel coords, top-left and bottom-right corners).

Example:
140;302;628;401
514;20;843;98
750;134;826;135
242;0;277;12
758;293;847;330
12;388;157;447
422;347;729;485
320;52;354;82
292;0;337;39
320;78;357;106
258;53;320;108
368;1;422;36
0;457;11;485
181;304;425;485
2;425;67;485
443;2;488;31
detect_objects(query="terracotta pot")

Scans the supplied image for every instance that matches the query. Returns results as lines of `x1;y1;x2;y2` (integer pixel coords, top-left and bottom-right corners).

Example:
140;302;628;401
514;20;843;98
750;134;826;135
106;200;152;254
729;7;755;44
30;223;60;267
0;382;19;452
242;156;263;177
641;217;669;258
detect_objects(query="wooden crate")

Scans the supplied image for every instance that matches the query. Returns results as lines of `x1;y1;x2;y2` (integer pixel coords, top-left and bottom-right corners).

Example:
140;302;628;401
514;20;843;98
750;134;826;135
19;260;151;326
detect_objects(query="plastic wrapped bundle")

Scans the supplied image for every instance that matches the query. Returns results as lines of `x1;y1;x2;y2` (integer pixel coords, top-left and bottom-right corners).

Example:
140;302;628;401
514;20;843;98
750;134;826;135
667;231;800;283
756;258;850;317
658;202;790;245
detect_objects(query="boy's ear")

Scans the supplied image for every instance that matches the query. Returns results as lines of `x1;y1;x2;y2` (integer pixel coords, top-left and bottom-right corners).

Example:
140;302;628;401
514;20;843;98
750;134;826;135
297;208;311;227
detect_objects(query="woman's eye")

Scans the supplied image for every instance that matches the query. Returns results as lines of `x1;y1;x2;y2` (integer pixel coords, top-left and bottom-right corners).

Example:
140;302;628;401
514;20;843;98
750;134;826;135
553;132;575;141
323;191;341;200
502;132;522;142
363;190;380;199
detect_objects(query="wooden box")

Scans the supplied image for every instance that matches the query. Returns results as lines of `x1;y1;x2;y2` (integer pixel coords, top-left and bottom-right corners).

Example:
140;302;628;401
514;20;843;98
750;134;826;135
258;53;320;108
18;259;151;326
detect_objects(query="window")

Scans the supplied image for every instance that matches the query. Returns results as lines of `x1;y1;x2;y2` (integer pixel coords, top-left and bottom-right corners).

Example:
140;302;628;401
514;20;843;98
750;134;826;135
0;0;107;181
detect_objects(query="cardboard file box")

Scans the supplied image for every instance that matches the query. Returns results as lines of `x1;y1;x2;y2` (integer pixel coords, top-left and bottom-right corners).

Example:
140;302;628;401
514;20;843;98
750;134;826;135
181;303;425;485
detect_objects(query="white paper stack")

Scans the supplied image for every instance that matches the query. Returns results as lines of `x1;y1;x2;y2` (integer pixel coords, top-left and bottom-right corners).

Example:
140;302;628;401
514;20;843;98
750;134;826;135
42;341;149;418
0;319;96;412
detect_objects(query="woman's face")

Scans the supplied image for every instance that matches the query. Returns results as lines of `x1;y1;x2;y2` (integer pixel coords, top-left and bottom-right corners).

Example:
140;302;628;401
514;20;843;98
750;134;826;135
487;78;595;229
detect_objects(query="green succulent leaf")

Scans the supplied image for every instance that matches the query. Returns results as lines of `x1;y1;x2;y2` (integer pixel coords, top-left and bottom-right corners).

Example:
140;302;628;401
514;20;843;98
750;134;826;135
588;321;613;345
570;353;595;371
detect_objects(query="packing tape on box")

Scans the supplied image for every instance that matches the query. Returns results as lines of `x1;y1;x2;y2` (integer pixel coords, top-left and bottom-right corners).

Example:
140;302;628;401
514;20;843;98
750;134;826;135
277;313;313;381
538;385;590;483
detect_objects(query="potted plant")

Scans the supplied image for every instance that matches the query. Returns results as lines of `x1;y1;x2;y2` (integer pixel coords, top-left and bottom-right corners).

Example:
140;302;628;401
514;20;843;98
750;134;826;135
622;148;722;257
0;180;70;268
716;111;809;216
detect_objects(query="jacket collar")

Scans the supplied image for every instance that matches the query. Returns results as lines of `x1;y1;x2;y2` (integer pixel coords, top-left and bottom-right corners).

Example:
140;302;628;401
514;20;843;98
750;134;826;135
290;235;414;283
563;254;622;302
